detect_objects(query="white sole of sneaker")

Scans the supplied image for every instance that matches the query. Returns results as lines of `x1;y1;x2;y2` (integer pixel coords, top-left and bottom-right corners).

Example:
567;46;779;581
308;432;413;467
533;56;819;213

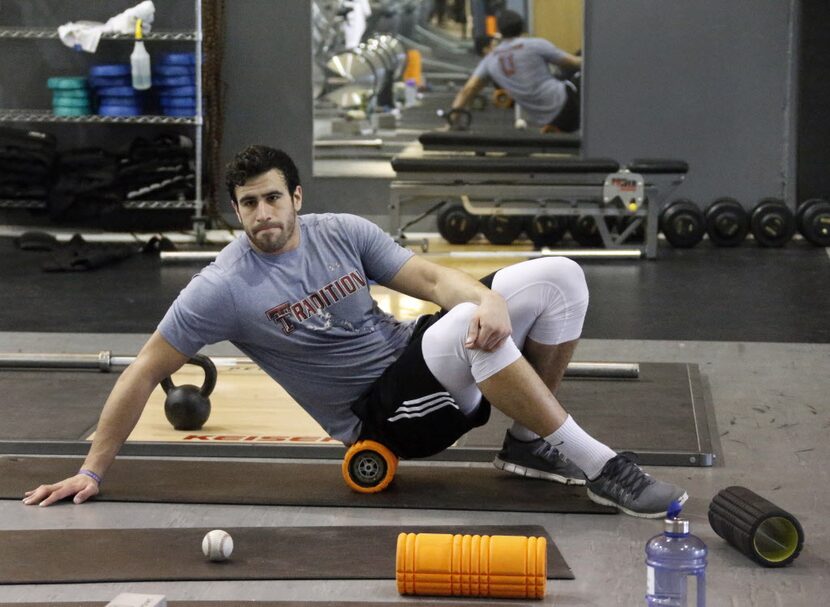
586;489;689;518
493;456;588;486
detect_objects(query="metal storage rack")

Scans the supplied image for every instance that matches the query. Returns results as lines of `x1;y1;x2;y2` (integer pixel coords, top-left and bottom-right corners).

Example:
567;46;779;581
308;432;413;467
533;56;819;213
0;3;205;235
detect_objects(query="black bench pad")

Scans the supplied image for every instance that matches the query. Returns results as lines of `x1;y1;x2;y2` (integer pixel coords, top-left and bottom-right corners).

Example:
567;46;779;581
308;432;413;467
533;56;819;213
419;130;582;150
628;159;689;174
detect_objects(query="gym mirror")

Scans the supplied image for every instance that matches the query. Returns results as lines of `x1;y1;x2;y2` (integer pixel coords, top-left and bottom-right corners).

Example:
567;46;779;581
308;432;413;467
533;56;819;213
311;0;584;177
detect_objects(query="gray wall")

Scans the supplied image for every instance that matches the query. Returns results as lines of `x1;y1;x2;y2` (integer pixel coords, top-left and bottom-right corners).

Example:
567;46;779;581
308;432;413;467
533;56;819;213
583;0;798;209
219;0;312;212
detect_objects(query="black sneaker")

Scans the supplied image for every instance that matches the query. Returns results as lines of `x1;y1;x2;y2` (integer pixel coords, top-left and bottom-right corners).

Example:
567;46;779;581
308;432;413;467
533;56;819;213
493;432;587;486
586;453;688;518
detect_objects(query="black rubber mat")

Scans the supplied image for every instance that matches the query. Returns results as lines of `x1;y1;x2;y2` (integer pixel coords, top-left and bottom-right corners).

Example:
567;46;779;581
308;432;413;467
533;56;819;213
0;370;116;440
1;236;827;342
0;525;573;583
0;456;616;514
460;362;716;466
0;363;715;467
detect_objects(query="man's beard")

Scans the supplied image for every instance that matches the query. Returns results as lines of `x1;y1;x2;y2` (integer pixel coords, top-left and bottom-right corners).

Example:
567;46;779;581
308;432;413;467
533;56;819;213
249;210;297;253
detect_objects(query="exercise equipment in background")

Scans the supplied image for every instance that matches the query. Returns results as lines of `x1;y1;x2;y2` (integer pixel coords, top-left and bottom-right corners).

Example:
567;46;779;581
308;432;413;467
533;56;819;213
796;197;830;246
437;203;480;244
709;486;804;567
704;197;750;247
436;107;472;131
750;198;795;248
659;199;706;248
160;354;217;431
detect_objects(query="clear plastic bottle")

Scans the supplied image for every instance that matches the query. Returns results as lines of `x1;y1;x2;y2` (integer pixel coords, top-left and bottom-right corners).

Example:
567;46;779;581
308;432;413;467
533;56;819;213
645;507;707;606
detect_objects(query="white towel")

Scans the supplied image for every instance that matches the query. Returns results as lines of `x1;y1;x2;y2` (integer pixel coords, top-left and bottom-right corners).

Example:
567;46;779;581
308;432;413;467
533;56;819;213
58;1;156;53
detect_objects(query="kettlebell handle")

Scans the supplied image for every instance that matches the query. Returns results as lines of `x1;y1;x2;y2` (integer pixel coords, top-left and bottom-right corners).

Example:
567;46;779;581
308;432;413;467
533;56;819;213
160;354;217;397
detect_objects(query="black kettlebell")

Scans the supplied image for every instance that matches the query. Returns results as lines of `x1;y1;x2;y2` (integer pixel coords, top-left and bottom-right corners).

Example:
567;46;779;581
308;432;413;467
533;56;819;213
161;354;217;430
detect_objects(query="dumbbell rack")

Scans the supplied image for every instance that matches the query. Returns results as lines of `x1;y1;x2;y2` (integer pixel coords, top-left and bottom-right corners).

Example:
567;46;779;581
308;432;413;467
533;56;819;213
389;169;685;260
0;4;206;239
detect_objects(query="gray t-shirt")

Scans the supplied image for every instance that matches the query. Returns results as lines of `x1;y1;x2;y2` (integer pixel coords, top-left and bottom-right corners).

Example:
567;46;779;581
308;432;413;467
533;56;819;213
473;37;568;126
158;213;415;443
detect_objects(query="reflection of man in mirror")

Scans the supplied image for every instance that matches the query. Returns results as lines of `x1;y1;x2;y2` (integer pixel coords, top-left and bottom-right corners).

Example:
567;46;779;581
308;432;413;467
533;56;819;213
451;9;582;133
341;0;371;49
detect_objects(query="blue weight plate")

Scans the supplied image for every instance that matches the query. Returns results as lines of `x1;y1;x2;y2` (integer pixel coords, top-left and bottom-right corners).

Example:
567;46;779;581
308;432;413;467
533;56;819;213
159;96;196;108
98;105;143;117
153;76;196;87
95;86;144;97
98;96;146;106
158;52;196;66
89;64;131;77
89;76;133;89
52;89;91;99
153;65;196;77
52;97;92;109
47;76;88;90
161;107;195;117
155;85;197;97
54;106;92;117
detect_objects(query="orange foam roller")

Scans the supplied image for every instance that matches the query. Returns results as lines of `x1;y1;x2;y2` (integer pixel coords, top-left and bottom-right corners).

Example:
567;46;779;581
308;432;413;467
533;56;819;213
492;88;514;109
342;440;398;494
396;532;546;600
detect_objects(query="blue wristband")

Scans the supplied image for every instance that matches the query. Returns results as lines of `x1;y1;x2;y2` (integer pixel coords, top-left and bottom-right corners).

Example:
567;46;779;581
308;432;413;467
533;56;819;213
78;469;102;484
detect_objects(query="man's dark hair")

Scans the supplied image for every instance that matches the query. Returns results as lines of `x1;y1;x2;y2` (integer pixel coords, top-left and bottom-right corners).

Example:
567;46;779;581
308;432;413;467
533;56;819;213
225;145;301;203
497;9;524;38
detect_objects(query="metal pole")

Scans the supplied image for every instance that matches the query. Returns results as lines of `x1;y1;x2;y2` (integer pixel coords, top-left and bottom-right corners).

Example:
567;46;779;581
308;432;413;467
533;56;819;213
0;352;638;379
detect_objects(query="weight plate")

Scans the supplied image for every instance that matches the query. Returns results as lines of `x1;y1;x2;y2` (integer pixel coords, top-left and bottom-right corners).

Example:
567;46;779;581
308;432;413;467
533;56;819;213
481;214;523;245
526;214;567;247
704;197;749;247
437;204;480;244
750;198;795;247
569;214;618;247
660;199;705;248
798;198;830;246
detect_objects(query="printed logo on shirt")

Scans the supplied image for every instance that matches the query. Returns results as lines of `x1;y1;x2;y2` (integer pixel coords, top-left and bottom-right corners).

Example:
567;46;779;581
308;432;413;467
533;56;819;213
265;269;367;334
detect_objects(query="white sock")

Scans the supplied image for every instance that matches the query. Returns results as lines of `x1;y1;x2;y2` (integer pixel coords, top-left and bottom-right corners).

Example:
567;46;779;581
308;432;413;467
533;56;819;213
544;415;616;480
508;422;539;442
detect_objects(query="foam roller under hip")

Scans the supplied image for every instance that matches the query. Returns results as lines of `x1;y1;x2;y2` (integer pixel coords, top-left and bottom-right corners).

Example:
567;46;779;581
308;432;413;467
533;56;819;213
396;532;546;599
708;486;804;567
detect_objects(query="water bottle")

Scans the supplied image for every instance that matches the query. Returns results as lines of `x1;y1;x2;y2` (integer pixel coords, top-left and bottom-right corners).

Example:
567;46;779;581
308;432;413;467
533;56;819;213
645;503;707;606
404;78;417;108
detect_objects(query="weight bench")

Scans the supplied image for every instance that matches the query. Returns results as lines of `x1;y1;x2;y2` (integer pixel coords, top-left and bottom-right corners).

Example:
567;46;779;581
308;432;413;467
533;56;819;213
388;156;688;259
419;130;582;156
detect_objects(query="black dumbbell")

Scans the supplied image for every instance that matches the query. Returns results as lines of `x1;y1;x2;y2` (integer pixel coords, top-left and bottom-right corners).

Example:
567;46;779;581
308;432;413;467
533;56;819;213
750;198;795;247
526;214;568;248
704;197;749;247
436;107;472;131
437;204;480;245
161;354;217;431
568;214;615;247
795;198;830;247
481;214;524;245
660;199;705;248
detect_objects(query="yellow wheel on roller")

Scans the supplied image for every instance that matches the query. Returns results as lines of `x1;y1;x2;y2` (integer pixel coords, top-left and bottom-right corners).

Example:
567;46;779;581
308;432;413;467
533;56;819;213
342;440;398;494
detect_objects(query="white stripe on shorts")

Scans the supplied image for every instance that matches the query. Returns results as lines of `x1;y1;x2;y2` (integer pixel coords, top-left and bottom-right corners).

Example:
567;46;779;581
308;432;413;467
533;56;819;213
387;392;459;421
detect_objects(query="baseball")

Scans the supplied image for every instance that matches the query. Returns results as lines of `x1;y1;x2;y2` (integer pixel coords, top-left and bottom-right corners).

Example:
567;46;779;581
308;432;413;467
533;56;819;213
514;118;527;130
202;529;233;562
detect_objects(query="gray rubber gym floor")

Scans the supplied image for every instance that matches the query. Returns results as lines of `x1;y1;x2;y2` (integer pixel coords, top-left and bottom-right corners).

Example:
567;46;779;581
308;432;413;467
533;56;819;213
1;334;828;605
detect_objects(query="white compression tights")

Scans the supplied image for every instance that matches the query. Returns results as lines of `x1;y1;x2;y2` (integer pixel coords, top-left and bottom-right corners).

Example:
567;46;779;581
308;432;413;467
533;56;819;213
420;257;589;416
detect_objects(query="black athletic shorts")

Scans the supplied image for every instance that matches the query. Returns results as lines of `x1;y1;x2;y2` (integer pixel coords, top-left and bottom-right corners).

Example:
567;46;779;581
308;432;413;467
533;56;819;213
548;80;580;133
350;310;492;460
351;273;499;459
